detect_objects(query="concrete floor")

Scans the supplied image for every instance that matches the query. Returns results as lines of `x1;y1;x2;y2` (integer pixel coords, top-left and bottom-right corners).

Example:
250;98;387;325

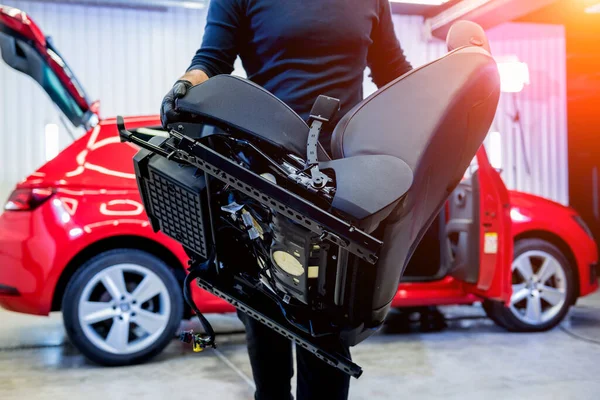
1;292;600;400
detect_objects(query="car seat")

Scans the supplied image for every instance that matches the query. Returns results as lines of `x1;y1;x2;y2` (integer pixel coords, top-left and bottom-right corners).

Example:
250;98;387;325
176;20;500;319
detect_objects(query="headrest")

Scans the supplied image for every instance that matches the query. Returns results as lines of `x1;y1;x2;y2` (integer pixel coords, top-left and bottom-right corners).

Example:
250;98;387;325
446;20;491;54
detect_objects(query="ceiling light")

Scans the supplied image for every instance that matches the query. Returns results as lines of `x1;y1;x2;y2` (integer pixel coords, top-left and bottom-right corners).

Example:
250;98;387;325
180;1;205;9
390;0;450;5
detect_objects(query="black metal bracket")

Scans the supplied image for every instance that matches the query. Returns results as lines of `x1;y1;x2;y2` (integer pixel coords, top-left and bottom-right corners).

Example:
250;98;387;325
195;276;363;378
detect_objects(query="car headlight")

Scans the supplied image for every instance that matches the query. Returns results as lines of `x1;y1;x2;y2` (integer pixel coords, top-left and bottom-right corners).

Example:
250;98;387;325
573;215;594;240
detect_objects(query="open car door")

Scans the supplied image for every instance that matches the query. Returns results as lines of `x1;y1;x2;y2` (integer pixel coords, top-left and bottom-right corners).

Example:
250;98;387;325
446;147;513;304
0;5;98;129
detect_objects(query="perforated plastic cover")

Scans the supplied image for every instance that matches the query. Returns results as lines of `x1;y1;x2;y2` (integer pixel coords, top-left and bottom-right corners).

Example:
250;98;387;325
145;165;208;258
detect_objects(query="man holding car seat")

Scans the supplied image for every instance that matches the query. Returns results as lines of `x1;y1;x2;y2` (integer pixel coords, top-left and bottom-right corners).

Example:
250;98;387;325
160;0;491;398
161;1;411;399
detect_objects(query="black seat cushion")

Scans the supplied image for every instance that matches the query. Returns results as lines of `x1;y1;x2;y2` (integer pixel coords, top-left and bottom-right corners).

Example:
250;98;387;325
176;75;330;160
320;155;413;231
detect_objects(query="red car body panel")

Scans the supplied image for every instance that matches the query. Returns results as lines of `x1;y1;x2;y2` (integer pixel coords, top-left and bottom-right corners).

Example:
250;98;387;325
391;277;480;308
464;149;513;304
0;5;596;317
508;191;599;297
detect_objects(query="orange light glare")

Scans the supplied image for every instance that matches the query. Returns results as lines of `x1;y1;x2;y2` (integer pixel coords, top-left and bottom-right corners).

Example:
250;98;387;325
585;3;600;13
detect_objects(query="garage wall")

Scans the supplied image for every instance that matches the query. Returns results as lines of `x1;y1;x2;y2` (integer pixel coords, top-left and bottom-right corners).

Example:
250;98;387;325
487;23;569;205
0;1;567;207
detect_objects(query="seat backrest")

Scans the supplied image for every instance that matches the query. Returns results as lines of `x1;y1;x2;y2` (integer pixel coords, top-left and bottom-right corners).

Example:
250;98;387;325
331;24;500;311
176;75;312;158
331;45;499;220
446;20;491;53
331;47;499;168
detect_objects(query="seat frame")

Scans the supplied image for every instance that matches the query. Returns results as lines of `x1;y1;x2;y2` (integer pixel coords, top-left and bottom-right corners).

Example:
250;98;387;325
118;118;381;377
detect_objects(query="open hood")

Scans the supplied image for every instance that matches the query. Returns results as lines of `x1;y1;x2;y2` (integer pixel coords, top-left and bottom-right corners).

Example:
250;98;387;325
0;5;99;129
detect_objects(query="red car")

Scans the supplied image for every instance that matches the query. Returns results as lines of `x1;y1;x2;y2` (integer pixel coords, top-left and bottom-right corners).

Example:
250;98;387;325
0;6;597;365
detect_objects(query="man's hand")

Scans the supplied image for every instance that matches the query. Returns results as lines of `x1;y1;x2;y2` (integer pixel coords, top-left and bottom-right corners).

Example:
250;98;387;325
160;70;210;128
160;80;193;129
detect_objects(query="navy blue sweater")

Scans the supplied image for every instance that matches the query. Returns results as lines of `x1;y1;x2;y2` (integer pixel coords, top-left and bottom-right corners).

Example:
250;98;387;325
188;0;412;149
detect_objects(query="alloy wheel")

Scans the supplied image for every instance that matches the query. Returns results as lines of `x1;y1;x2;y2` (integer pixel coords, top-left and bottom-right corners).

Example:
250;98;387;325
77;263;171;355
509;250;567;325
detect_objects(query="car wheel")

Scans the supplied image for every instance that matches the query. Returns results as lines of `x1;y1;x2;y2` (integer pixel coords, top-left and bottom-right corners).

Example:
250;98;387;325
484;238;575;332
62;249;183;365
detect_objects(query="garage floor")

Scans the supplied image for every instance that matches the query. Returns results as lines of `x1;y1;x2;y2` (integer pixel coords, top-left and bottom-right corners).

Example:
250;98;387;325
2;291;600;400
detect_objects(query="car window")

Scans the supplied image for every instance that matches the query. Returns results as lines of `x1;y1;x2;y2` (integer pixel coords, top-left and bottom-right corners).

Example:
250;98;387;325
42;61;85;125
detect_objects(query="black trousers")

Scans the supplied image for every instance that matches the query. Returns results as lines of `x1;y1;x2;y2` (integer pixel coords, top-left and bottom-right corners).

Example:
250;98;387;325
237;311;351;400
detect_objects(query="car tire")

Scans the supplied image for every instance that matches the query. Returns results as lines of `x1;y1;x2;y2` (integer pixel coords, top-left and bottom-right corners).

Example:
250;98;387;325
482;299;518;331
484;238;575;332
62;249;183;366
